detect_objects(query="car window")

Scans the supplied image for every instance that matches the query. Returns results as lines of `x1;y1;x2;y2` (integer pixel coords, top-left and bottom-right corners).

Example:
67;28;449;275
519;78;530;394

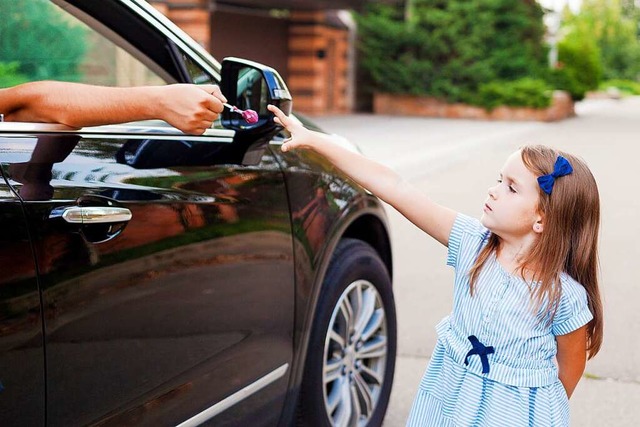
0;0;225;130
0;0;167;88
176;49;215;85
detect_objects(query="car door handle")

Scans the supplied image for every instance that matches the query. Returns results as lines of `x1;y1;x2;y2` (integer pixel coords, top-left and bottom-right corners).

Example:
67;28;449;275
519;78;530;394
49;206;133;224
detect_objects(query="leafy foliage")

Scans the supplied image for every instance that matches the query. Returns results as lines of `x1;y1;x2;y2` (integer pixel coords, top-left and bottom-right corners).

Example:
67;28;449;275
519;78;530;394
477;78;552;110
0;0;88;83
0;62;29;88
553;0;640;99
553;23;603;101
566;0;640;81
355;0;549;107
599;79;640;95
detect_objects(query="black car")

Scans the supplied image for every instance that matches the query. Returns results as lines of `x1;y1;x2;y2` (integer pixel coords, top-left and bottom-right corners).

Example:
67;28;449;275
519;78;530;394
0;1;396;426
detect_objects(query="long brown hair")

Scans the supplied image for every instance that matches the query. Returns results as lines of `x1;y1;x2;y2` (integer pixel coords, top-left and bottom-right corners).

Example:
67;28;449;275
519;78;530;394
468;145;603;359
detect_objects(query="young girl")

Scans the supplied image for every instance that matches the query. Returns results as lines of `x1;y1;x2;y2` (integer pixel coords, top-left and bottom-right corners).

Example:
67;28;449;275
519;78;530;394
268;104;603;426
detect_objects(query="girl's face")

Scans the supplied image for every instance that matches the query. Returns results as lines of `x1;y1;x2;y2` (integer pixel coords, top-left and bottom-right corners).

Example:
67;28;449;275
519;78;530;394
481;151;542;240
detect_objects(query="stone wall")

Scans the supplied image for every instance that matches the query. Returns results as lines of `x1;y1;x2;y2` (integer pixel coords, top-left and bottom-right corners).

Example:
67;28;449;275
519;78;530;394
150;0;211;50
287;11;352;114
374;90;575;121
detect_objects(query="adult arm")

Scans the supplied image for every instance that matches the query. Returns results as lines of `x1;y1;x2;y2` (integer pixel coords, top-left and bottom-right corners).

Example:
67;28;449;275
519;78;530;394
268;104;456;246
0;81;226;135
556;325;588;398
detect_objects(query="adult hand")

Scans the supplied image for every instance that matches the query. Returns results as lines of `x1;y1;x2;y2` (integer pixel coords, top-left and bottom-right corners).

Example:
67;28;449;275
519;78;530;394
267;104;315;152
158;84;227;135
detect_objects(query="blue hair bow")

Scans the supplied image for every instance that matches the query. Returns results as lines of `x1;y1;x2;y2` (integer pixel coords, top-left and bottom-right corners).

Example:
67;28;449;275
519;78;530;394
537;156;573;195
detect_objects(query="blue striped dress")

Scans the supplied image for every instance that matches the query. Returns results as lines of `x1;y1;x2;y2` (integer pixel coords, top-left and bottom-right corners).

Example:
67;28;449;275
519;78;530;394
406;214;593;427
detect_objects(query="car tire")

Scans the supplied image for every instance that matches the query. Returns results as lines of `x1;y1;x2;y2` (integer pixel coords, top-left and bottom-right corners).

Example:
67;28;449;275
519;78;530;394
297;238;397;427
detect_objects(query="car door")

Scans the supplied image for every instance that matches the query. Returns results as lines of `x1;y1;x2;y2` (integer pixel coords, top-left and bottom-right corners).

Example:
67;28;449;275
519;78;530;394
0;125;294;427
0;0;294;426
0;160;45;426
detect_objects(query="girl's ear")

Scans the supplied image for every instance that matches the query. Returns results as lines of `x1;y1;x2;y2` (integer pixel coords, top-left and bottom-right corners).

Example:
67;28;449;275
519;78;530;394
533;218;544;234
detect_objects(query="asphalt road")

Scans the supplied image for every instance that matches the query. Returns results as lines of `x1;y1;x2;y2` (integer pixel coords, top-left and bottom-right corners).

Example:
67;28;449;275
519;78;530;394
313;97;640;426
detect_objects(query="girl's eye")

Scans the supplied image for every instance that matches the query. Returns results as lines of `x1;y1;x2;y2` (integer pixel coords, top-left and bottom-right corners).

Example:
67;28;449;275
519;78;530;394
509;185;517;193
496;179;503;184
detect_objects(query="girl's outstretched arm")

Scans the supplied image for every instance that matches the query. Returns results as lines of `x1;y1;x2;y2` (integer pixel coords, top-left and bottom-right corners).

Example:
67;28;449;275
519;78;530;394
556;325;588;398
269;104;456;246
0;81;226;135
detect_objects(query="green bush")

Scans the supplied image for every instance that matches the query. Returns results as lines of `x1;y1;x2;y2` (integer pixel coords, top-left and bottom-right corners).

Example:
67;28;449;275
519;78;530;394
476;78;552;110
551;29;602;101
355;0;548;107
599;79;640;95
0;0;88;82
354;5;435;96
569;0;640;82
0;61;29;88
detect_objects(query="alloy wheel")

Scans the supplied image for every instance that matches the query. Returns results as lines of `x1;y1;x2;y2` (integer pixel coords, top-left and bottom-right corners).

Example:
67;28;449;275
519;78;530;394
322;280;388;427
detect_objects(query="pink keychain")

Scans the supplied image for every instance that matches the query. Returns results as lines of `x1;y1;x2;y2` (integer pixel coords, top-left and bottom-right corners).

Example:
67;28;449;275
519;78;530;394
224;103;259;124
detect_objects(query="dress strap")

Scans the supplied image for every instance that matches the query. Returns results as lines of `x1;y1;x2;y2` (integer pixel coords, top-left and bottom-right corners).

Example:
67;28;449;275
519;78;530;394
464;335;495;374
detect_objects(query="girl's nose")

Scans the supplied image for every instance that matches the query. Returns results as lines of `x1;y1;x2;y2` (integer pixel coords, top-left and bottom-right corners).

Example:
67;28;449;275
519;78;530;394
487;185;497;199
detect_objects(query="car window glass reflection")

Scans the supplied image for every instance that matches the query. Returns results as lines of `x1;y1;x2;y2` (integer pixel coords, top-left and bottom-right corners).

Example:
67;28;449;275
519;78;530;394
115;139;268;169
236;67;268;115
4;135;269;201
0;0;222;130
1;0;167;88
8;136;80;201
180;51;215;85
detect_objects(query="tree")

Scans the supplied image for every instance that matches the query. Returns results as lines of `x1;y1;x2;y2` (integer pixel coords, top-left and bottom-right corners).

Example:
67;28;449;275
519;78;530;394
0;0;88;86
555;22;603;100
0;62;29;88
561;0;640;81
355;0;548;105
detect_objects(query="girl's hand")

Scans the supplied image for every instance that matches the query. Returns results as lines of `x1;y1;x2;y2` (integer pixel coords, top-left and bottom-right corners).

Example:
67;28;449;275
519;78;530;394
268;104;316;152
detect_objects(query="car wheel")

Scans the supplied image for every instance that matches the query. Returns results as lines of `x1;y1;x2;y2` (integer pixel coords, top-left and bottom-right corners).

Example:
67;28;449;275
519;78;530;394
298;238;397;427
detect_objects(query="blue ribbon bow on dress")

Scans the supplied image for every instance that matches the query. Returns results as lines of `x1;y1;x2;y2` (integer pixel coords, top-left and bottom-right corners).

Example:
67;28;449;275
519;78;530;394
537;156;573;195
465;335;495;374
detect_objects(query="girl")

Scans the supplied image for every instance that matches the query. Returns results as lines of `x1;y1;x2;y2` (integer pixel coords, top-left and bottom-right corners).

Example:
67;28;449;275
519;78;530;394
268;104;603;426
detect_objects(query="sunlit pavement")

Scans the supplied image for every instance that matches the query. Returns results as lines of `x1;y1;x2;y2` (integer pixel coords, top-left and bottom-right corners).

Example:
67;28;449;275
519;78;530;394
312;97;640;426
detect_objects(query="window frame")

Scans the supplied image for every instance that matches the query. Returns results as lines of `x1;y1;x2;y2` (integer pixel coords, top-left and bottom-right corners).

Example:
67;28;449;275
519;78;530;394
1;0;229;136
53;0;220;84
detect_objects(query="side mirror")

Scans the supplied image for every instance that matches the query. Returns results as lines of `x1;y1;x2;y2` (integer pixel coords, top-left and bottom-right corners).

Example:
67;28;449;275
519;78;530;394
220;57;292;138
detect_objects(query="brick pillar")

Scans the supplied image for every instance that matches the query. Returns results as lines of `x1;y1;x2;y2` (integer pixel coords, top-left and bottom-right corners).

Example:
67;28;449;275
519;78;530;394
149;0;211;51
288;11;352;115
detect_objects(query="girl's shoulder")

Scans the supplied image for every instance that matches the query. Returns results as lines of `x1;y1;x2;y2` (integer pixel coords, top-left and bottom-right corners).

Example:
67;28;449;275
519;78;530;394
559;272;588;298
450;213;490;242
447;213;491;269
557;273;590;310
553;273;593;335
